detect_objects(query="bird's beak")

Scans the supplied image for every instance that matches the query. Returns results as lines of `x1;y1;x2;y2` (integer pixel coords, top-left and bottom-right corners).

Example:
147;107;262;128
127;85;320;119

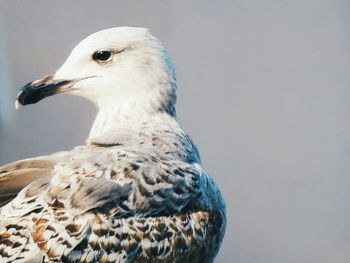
15;74;76;109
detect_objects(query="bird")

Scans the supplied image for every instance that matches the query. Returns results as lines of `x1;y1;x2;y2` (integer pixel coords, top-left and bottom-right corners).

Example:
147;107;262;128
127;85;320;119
0;27;226;263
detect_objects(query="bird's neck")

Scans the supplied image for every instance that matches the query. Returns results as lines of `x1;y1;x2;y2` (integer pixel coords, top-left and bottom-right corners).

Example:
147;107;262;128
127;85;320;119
88;106;172;139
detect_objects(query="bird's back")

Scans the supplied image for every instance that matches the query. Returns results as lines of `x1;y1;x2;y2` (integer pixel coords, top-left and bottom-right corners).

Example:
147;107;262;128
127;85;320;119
0;121;226;262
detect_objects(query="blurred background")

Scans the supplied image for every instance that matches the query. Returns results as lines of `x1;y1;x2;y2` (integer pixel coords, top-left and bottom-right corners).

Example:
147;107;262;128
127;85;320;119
1;1;350;262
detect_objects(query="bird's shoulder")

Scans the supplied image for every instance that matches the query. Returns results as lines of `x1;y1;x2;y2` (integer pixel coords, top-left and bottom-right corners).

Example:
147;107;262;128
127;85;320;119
3;126;209;218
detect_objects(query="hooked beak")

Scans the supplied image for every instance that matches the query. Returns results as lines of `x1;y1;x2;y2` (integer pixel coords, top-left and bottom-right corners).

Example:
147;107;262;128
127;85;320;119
15;74;76;109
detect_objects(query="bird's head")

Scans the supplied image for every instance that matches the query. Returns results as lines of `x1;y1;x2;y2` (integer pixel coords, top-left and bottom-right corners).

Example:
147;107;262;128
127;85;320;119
16;27;177;117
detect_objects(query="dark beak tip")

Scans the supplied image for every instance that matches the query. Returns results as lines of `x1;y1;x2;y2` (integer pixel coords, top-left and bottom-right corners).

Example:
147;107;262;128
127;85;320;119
16;75;72;106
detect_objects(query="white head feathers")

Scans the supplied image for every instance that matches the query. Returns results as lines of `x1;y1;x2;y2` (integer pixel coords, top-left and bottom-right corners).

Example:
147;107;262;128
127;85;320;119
16;27;178;139
55;27;177;116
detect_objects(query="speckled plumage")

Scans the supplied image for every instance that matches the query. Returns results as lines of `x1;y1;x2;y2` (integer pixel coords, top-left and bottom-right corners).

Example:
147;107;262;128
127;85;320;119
0;27;226;262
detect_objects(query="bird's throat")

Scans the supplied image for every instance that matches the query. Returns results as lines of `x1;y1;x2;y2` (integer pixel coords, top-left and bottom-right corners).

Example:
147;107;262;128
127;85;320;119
88;106;165;140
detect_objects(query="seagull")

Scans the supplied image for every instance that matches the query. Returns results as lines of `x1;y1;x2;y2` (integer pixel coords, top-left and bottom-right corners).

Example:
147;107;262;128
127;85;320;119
0;27;226;262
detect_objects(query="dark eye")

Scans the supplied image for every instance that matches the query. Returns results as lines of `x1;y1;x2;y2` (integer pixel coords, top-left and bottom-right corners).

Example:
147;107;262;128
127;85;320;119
92;50;112;61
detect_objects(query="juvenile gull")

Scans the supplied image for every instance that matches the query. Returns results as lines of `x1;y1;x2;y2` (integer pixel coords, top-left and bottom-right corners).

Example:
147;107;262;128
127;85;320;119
0;27;226;262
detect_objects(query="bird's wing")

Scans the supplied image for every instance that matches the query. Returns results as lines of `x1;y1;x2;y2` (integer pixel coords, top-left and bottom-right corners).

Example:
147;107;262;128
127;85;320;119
0;145;223;262
50;147;205;218
0;151;69;206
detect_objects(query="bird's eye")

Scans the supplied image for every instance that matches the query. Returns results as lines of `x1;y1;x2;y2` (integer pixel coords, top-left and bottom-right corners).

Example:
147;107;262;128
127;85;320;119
92;50;112;62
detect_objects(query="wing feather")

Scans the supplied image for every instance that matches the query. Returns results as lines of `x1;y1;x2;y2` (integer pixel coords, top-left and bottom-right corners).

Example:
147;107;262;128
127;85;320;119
0;143;225;262
0;151;69;206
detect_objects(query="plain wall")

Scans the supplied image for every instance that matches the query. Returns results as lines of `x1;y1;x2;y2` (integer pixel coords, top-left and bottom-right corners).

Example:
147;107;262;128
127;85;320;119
1;1;350;262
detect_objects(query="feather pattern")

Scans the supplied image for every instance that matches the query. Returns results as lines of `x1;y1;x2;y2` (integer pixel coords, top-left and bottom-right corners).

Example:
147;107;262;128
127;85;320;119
0;120;225;262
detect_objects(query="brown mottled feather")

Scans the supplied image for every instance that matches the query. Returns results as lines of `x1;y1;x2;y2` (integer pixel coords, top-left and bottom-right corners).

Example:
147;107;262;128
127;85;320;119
0;126;226;262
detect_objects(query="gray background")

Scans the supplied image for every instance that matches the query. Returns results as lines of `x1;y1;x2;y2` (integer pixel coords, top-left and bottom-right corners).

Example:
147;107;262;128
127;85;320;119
0;1;349;262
